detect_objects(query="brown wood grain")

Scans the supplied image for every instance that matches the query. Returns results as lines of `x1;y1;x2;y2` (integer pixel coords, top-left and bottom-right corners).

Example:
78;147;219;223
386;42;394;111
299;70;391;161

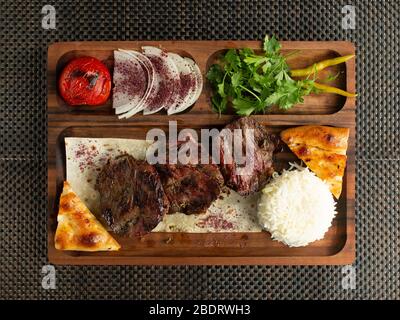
47;40;355;265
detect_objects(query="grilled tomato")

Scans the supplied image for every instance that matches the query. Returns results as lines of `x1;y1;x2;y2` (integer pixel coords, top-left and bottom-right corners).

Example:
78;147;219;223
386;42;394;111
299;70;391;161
58;56;111;106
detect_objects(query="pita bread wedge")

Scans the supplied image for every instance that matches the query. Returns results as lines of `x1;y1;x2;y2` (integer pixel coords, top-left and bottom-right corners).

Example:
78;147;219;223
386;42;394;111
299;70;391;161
55;181;121;251
281;126;350;199
281;125;349;154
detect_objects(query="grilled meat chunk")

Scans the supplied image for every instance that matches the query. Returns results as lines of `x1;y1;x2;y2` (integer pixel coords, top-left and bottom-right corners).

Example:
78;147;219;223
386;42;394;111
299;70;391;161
156;163;223;215
219;117;280;196
95;154;169;237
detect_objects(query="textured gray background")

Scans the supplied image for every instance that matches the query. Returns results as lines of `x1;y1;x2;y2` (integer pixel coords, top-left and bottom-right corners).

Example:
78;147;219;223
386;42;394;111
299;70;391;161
0;0;399;299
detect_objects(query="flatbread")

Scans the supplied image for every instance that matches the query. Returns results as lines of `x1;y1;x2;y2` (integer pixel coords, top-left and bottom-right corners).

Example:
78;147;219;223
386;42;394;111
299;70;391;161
281;126;350;199
65;137;262;233
281;125;349;155
55;181;121;251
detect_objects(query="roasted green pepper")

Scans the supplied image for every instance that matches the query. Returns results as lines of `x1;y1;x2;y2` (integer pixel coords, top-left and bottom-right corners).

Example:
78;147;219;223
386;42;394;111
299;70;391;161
290;54;355;77
313;82;357;98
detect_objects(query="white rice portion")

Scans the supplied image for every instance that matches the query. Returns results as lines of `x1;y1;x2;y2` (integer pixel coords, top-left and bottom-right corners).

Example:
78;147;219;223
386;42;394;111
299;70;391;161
257;166;336;247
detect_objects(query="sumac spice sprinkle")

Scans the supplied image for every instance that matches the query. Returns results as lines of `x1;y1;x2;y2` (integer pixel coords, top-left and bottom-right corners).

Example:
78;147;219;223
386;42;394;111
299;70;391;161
114;58;147;100
197;215;234;230
178;73;195;100
146;55;175;110
75;143;99;172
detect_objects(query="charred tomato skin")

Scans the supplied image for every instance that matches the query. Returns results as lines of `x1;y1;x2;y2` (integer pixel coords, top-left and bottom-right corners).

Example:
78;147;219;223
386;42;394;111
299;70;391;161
58;56;111;106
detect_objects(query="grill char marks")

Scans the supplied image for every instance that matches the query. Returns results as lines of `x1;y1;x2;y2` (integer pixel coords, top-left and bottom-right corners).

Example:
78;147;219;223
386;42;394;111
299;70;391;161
95;155;169;237
155;163;223;215
95;118;279;236
155;135;224;215
219;117;280;196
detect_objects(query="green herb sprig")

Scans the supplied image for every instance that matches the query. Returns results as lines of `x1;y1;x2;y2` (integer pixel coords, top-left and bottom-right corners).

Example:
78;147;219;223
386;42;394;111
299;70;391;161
207;35;318;116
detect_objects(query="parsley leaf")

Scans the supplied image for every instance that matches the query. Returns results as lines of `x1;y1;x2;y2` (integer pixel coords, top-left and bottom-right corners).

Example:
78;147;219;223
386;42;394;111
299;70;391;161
206;64;224;85
206;35;317;116
231;71;242;88
211;94;228;116
232;98;257;116
263;35;281;55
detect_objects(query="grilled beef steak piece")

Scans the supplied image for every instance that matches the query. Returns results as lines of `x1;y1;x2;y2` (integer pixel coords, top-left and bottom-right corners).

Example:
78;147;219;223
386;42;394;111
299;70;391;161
219;117;280;196
95;154;169;237
155;163;223;215
154;133;224;215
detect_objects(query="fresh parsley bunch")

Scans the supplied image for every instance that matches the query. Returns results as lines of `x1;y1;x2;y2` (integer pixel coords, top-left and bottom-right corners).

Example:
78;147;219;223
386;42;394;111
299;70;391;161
207;36;317;116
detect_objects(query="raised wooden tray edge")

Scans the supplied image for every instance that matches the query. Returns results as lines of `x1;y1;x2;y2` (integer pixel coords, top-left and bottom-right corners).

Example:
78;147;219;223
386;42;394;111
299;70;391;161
47;40;356;122
47;40;356;266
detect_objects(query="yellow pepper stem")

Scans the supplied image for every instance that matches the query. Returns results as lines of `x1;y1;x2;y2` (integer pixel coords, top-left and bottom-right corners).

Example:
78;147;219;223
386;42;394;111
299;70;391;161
314;82;357;98
290;54;355;77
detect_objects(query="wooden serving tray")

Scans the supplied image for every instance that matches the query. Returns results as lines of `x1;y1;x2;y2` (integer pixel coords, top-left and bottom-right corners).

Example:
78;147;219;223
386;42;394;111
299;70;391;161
47;41;355;265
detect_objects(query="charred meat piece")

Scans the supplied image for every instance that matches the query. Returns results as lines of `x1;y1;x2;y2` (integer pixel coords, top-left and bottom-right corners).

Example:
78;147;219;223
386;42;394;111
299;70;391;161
95;155;169;237
219;117;280;196
156;163;223;215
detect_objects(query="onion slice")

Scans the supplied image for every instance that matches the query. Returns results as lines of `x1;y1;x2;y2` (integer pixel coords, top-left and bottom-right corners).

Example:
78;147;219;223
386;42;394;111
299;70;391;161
142;46;180;115
165;53;198;115
112;47;202;118
167;57;203;115
112;50;149;116
116;49;156;119
182;57;203;109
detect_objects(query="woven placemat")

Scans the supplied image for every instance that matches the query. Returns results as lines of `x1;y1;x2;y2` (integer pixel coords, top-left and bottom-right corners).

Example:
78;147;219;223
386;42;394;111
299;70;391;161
1;0;399;299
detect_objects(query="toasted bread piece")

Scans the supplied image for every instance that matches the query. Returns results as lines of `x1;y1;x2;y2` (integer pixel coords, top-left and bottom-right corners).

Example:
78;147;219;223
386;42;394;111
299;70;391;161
55;181;121;251
281;126;350;199
281;125;349;155
288;144;347;199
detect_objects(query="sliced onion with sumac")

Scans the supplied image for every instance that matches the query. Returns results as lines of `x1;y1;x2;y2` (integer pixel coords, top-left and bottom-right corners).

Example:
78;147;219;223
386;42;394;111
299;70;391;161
112;46;202;118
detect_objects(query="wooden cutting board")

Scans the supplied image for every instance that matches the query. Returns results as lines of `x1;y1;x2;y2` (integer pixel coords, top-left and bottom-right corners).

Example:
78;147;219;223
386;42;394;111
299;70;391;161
47;40;355;265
